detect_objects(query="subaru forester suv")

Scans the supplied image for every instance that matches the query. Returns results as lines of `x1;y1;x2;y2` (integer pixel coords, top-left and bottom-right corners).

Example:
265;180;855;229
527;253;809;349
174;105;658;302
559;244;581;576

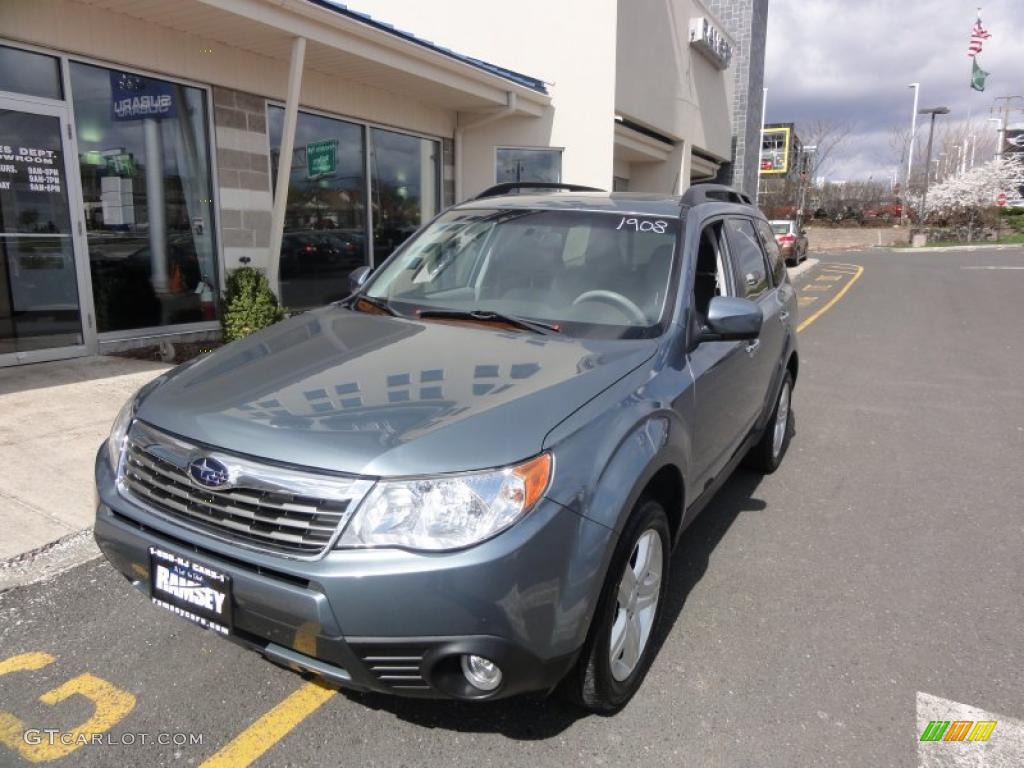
95;183;798;711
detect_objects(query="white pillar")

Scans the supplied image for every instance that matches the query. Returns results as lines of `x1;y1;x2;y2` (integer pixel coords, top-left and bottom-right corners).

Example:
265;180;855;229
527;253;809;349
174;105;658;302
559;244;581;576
267;36;306;292
143;117;167;293
756;87;767;203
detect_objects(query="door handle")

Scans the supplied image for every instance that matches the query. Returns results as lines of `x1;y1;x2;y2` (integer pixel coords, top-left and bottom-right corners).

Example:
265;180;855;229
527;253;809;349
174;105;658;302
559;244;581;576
779;310;790;321
745;339;760;356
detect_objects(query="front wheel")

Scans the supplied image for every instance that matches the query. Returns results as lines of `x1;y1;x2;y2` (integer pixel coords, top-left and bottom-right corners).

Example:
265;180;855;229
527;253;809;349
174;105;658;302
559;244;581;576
745;371;794;473
560;498;670;712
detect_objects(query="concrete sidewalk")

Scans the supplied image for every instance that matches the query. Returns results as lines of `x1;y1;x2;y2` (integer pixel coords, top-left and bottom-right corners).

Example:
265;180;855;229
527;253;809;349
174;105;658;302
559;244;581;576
0;356;170;562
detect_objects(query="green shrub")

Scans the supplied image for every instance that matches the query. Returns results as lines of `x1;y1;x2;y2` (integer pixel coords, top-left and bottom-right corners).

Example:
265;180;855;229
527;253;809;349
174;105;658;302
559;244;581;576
220;267;286;342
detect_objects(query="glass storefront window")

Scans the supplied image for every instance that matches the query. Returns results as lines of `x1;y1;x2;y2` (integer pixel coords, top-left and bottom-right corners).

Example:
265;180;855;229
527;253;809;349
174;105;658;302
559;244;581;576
70;62;218;332
496;147;562;184
369;128;438;263
0;45;63;100
269;106;367;310
1;108;81;354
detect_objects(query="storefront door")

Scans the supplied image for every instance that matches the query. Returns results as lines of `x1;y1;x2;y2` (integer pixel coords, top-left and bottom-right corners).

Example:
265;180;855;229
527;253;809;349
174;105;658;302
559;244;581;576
0;96;93;366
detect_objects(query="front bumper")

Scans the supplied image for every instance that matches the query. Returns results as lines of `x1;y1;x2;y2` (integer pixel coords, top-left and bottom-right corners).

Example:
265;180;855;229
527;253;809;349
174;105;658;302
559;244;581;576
94;447;614;700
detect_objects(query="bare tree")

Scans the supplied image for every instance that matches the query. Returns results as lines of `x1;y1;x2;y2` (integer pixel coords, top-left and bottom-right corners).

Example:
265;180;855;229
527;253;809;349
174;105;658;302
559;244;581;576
797;119;856;179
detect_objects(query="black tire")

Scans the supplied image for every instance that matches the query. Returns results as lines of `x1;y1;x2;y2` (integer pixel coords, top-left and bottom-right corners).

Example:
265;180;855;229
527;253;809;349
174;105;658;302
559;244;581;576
560;498;671;712
745;371;794;473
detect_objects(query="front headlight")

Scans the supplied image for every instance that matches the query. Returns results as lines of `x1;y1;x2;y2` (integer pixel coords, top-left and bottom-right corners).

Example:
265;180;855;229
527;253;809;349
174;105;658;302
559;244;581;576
338;454;552;551
106;391;139;470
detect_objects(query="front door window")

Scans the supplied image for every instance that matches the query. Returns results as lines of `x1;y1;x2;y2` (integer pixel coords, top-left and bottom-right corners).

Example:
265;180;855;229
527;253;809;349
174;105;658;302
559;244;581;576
0;105;83;357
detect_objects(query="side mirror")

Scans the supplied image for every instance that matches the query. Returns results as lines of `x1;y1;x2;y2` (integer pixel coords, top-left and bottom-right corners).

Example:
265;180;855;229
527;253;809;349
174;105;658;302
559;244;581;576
348;265;372;293
698;296;763;342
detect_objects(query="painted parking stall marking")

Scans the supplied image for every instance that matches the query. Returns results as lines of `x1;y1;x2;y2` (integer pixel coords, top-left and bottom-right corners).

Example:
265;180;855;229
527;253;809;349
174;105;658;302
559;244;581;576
0;652;137;763
796;262;865;333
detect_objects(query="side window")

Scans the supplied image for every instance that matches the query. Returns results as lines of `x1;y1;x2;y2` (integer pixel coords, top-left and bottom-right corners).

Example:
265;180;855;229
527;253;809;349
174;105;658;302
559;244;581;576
724;218;771;300
693;221;730;319
755;219;787;286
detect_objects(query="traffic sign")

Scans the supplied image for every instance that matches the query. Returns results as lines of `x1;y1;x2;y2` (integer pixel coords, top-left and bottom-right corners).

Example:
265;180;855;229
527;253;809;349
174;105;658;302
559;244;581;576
996;192;1008;207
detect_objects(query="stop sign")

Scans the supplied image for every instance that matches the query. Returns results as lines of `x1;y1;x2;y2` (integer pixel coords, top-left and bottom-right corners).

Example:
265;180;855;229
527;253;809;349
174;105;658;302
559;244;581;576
997;192;1008;207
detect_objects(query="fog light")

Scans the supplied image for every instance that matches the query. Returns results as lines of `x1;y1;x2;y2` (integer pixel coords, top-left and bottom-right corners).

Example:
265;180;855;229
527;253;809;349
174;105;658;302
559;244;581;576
460;654;502;691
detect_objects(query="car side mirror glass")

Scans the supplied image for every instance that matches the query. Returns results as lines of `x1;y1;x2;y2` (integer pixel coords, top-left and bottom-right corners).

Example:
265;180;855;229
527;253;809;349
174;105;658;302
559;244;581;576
348;265;372;293
698;296;763;342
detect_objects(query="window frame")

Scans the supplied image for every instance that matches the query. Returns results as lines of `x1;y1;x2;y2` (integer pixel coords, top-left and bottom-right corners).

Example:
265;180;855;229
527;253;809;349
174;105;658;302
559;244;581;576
493;146;564;184
265;101;444;270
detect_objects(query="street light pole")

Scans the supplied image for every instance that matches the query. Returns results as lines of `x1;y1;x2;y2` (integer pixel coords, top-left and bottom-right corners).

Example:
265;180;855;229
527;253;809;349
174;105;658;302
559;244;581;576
797;144;817;223
918;106;950;222
903;83;920;225
988;116;1004;162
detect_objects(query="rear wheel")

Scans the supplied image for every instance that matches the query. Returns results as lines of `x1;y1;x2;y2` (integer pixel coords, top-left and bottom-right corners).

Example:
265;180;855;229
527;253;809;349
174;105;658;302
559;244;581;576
745;371;793;473
560;498;670;712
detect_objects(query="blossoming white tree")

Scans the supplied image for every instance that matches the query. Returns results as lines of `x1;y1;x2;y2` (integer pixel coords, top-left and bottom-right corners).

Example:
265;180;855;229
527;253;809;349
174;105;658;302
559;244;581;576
923;157;1024;236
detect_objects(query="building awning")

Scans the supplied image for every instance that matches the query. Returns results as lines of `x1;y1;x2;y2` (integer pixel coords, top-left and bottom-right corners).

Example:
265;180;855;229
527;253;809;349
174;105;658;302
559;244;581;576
614;122;672;163
67;0;550;116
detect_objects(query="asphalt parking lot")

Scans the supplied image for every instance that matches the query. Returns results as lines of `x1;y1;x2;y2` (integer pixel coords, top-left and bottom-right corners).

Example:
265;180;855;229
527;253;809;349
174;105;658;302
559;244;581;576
1;248;1022;767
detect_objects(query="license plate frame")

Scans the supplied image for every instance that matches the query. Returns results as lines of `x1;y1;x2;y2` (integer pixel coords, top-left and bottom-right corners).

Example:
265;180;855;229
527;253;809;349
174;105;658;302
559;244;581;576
148;546;233;635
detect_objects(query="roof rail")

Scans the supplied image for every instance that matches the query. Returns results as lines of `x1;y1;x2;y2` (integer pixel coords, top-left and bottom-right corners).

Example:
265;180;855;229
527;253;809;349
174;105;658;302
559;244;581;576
681;184;753;207
473;182;604;200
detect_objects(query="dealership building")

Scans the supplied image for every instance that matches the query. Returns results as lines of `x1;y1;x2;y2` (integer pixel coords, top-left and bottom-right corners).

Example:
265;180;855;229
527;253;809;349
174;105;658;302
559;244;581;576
0;0;765;366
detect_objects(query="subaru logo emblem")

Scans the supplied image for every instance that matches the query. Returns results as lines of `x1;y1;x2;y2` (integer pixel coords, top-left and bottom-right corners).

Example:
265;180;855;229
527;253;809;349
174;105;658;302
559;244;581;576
188;456;229;488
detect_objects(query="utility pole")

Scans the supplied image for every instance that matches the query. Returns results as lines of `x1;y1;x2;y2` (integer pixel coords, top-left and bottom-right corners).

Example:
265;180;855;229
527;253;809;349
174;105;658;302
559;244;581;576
988;116;1004;162
797;144;817;224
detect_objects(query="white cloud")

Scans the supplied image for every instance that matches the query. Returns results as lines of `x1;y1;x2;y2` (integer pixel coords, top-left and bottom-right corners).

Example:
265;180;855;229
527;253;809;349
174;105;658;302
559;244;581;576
764;0;1024;177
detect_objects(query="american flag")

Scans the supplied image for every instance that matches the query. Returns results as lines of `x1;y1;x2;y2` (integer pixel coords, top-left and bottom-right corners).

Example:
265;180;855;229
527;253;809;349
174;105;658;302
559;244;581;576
967;16;991;57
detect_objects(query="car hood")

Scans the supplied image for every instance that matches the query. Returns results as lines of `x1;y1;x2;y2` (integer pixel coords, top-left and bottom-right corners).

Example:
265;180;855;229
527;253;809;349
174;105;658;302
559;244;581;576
137;308;658;476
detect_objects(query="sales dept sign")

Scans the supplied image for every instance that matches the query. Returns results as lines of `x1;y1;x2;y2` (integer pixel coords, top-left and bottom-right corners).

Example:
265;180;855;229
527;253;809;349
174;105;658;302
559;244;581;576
110;71;176;121
307;139;338;178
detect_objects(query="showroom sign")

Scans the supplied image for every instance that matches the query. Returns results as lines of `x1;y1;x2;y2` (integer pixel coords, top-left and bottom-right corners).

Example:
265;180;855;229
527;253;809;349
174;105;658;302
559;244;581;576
689;16;732;70
110;72;177;121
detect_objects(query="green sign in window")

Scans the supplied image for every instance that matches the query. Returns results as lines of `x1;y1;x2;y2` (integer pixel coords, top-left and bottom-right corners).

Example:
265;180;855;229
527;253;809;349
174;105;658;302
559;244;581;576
306;139;338;178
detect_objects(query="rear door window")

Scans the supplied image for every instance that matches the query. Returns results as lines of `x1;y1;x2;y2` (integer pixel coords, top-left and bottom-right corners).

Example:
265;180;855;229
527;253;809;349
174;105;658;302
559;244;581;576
724;218;771;300
755;219;787;286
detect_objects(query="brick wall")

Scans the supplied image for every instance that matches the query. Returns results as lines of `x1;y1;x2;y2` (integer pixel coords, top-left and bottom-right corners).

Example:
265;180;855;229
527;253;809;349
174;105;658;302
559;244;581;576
212;87;274;275
707;0;768;197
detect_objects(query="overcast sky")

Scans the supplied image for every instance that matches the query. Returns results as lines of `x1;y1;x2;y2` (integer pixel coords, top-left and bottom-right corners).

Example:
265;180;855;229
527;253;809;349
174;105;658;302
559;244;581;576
764;0;1024;181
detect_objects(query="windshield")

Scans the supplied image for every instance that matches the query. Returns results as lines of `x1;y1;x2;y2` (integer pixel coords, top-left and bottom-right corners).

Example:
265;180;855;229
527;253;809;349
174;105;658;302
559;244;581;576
362;209;680;338
771;222;791;235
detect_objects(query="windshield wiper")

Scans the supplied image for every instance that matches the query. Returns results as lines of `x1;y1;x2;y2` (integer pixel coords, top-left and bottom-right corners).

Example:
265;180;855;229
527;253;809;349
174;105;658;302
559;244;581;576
417;308;560;334
349;294;398;317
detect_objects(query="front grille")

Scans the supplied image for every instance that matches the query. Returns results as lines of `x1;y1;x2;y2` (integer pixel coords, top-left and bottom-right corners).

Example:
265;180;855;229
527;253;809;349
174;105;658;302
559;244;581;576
357;647;430;691
120;421;373;558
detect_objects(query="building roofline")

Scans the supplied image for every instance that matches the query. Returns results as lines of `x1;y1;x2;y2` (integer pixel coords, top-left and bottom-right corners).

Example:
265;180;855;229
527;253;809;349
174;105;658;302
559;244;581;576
304;1;549;94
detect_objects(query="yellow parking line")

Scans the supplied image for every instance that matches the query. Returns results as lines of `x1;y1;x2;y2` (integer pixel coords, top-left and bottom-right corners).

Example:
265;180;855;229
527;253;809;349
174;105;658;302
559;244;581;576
797;264;864;333
200;681;335;768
